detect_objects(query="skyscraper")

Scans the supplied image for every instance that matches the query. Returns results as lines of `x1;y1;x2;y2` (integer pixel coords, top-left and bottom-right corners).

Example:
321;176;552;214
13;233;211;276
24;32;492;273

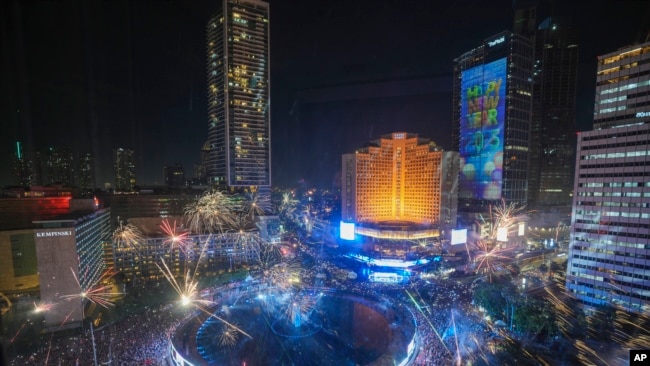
452;31;534;225
12;141;41;187
77;152;95;194
45;146;74;186
113;148;136;192
566;42;650;314
593;43;650;129
206;0;271;191
527;18;579;208
163;163;186;187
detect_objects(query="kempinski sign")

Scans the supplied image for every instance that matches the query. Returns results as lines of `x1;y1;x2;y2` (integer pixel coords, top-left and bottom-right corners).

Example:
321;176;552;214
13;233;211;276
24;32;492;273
36;231;73;238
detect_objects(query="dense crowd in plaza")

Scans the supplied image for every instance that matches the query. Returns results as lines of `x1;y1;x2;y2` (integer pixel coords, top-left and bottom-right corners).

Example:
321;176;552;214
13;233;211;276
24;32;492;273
9;303;184;366
8;239;498;366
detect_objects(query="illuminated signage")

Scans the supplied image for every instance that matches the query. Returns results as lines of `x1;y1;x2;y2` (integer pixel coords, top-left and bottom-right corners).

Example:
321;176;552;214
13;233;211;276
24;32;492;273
369;272;404;283
36;231;73;238
340;221;355;240
496;227;508;242
487;36;505;47
451;229;468;245
636;111;650;118
518;222;525;236
459;57;507;200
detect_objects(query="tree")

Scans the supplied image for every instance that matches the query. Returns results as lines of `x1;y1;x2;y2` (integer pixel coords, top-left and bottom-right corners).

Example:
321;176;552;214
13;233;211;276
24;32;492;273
539;263;548;279
549;261;561;275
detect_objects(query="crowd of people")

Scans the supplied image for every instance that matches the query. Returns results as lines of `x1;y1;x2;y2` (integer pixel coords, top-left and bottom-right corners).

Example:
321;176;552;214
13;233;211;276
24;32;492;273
8;240;501;366
9;303;183;366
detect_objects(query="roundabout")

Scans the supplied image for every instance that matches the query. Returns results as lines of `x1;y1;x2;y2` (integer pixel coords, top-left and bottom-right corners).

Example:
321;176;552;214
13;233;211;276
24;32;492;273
169;285;418;366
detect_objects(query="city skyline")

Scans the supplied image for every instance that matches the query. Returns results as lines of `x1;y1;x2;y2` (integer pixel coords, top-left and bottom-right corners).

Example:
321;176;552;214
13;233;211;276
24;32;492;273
1;0;649;188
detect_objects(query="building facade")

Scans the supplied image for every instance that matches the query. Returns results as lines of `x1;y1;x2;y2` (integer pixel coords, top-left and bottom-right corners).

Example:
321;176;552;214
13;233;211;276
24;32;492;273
341;132;458;239
77;152;96;194
566;123;650;314
206;0;271;190
113;148;136;192
45;146;75;186
107;191;202;227
33;208;110;329
593;43;650;130
527;17;579;208
566;41;650;314
108;217;260;282
12;141;42;187
452;31;534;225
164;163;186;188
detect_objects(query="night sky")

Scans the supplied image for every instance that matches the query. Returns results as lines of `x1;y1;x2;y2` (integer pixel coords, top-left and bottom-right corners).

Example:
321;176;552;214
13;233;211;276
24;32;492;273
1;0;649;188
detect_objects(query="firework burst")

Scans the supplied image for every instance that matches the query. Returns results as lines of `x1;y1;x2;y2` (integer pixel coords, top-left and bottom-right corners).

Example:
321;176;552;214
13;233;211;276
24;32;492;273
264;258;303;290
61;268;120;309
283;292;318;324
160;218;192;253
478;200;528;241
242;191;271;220
231;213;264;259
112;219;144;252
33;301;54;314
185;190;237;234
473;240;513;281
156;251;253;340
218;322;241;347
280;191;298;215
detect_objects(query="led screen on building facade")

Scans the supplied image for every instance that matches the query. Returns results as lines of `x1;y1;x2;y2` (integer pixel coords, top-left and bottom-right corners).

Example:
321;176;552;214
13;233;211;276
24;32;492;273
459;57;506;200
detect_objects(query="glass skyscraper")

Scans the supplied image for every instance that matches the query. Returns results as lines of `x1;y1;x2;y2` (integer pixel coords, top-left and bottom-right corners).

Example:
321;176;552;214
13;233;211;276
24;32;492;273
113;148;136;192
206;0;271;190
527;18;579;208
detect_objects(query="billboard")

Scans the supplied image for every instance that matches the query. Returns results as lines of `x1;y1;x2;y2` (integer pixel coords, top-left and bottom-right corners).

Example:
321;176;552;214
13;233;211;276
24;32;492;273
340;221;355;241
496;227;508;242
450;229;468;245
459;57;506;200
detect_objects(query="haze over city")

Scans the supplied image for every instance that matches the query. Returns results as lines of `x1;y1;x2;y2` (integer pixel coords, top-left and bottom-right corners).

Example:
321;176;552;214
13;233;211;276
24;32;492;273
2;0;648;187
2;0;650;365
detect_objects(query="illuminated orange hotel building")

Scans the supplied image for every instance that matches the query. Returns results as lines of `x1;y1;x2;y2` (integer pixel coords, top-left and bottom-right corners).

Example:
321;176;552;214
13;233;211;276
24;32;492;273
342;132;458;240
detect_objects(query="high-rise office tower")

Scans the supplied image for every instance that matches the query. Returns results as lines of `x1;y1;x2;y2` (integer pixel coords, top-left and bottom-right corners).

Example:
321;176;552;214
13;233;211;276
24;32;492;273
566;42;650;314
206;0;271;191
77;152;95;193
593;43;650;129
527;18;579;208
452;31;534;226
12;141;39;187
113;148;136;192
45;146;75;186
163;163;186;187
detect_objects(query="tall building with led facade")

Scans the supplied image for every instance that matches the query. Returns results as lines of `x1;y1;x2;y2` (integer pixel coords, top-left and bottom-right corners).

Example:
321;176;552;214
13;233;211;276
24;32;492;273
113;148;136;192
452;31;534;225
206;0;271;190
566;42;650;314
341;132;458;239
